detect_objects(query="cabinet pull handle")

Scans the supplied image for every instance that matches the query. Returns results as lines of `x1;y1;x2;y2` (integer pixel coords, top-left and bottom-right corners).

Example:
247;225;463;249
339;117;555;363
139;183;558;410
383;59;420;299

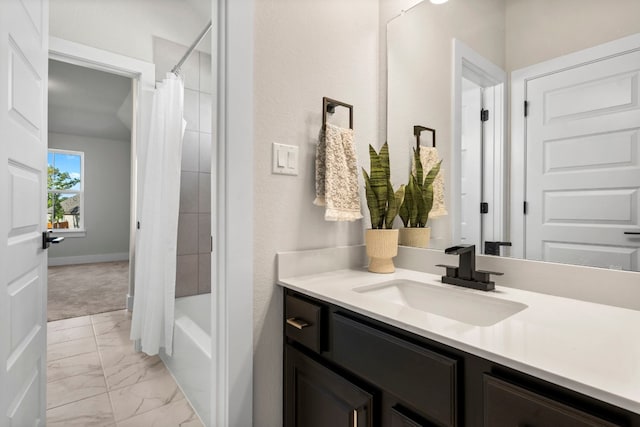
286;317;309;330
353;409;358;427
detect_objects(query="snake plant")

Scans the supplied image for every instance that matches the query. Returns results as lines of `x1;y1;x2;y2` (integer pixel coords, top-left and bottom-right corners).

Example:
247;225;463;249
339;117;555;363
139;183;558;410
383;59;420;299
399;149;441;228
362;143;405;229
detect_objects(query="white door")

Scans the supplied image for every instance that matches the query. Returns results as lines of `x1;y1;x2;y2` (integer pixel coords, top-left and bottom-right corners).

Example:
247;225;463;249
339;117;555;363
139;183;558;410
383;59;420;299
525;50;640;270
0;0;49;425
460;78;482;246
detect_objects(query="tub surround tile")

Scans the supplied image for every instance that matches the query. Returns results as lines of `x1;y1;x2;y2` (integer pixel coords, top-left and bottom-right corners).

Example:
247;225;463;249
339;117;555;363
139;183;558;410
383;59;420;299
199;52;212;94
47;370;108;409
198;173;211;214
198;254;211;294
47;351;102;383
199;92;212;133
48;324;94;345
184;89;200;131
116;399;203;427
178;214;200;256
199;133;211;173
109;375;184;422
181;131;200;172
179;171;200;213
46;393;115;427
198;214;211;254
48;336;98;362
48;315;92;332
176;255;199;297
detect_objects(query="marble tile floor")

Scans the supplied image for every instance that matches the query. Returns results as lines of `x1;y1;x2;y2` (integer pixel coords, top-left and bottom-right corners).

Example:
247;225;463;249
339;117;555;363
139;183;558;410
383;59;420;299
47;309;203;427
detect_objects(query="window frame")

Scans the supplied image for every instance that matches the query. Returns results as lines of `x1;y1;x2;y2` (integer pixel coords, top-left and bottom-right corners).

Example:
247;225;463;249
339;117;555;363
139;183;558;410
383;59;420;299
47;148;86;237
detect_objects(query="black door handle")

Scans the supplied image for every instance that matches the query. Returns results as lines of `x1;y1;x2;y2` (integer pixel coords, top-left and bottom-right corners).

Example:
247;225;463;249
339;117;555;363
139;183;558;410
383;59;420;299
624;232;640;235
42;231;65;249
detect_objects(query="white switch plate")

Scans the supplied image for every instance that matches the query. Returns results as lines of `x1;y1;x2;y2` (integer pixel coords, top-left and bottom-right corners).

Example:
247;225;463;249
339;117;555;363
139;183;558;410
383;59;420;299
272;143;299;176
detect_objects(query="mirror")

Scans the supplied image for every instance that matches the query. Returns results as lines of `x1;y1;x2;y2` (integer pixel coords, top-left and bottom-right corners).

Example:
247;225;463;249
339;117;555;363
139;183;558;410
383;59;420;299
387;0;640;272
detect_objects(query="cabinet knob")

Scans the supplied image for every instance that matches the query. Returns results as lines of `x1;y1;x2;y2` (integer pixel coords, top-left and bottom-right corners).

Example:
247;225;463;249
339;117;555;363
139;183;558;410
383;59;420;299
286;317;310;330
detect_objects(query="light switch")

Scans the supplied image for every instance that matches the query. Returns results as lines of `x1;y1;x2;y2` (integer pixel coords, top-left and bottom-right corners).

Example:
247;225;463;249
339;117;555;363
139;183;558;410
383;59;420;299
272;143;299;176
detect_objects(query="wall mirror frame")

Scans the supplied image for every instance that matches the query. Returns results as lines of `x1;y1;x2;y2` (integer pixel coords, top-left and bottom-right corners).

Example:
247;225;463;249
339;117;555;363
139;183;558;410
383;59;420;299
386;0;640;273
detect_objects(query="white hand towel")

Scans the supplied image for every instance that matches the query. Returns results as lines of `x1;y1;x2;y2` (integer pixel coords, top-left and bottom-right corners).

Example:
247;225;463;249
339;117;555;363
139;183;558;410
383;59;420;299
314;123;363;221
415;146;448;218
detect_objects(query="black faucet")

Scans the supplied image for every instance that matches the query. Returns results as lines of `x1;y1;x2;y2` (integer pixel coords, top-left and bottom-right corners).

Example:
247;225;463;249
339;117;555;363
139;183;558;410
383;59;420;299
436;244;503;291
484;241;511;256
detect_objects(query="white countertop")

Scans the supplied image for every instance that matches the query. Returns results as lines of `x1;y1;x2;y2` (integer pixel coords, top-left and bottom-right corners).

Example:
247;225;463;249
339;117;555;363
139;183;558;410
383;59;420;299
278;267;640;414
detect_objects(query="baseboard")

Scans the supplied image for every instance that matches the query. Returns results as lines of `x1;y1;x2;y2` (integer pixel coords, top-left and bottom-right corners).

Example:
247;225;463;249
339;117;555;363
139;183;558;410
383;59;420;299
48;252;129;267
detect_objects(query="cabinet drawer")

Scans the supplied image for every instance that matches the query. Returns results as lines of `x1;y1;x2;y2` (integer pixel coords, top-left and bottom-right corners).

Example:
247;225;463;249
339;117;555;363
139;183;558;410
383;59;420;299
332;313;457;427
483;375;622;427
285;294;322;353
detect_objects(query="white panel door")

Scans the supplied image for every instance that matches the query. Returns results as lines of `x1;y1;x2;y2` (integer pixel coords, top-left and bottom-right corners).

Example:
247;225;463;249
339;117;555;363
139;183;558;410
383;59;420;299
460;79;482;246
0;0;49;425
526;50;640;271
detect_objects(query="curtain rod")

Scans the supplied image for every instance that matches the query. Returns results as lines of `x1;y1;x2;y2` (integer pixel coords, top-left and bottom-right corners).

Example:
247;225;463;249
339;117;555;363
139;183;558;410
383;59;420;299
171;20;213;75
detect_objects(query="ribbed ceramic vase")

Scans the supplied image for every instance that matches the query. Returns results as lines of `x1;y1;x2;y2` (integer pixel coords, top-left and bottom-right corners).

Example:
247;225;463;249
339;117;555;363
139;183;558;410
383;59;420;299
365;229;399;273
398;227;431;248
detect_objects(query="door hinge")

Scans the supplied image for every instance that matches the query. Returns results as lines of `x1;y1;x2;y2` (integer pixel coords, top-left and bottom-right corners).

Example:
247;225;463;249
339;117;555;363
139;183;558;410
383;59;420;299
481;109;489;122
480;202;489;214
210;235;213;253
523;201;528;215
137;221;140;230
524;100;529;117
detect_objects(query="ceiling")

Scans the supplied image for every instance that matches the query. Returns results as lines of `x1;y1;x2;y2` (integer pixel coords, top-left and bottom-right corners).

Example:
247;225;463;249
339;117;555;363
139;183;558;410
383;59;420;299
48;59;132;141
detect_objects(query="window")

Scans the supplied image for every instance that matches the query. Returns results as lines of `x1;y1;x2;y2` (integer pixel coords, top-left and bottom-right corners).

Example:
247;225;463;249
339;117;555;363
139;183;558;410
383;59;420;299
47;149;84;232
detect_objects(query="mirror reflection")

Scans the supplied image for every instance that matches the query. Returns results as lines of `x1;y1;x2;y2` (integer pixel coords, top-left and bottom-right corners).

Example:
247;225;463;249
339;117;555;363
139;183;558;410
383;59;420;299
387;0;640;272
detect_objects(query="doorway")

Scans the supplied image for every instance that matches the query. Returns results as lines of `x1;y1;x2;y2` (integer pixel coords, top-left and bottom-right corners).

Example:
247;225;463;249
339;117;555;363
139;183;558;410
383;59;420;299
452;39;507;251
47;59;133;321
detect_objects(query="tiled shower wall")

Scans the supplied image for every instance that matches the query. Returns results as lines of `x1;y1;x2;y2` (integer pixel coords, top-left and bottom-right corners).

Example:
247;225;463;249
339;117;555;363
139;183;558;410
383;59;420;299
154;38;212;297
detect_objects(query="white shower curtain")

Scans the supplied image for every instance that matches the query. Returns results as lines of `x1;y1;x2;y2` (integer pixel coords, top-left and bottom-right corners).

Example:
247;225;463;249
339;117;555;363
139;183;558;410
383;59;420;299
131;73;186;356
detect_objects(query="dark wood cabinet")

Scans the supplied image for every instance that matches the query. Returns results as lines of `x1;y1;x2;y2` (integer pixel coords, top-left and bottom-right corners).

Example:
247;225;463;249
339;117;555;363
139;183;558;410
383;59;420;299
285;344;374;427
283;289;640;427
483;375;622;427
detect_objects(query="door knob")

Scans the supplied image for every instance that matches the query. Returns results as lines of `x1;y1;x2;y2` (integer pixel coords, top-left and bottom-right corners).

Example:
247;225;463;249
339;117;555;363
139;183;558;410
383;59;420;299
42;231;65;249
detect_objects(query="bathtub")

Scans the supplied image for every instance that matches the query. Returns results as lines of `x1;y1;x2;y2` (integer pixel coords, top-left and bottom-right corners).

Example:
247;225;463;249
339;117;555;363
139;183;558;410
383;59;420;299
160;294;211;426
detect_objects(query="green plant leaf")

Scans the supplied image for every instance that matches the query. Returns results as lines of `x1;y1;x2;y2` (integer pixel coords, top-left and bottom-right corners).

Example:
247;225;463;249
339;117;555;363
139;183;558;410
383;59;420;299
379;142;391;182
424;160;442;188
363;169;382;229
399;184;410;227
368;145;387;221
413;148;424;188
385;181;405;229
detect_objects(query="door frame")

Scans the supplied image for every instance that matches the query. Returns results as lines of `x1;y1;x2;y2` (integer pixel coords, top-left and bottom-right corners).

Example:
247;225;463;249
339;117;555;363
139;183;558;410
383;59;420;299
510;33;640;259
48;37;155;309
452;39;507;247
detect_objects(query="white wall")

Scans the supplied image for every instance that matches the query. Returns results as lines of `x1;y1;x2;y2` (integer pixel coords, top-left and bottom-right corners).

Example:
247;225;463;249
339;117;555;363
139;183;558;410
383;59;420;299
48;133;131;260
506;0;640;71
49;0;209;63
253;0;379;424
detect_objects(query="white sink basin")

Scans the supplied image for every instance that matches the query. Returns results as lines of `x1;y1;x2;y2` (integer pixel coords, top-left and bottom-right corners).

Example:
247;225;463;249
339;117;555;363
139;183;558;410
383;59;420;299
354;279;527;326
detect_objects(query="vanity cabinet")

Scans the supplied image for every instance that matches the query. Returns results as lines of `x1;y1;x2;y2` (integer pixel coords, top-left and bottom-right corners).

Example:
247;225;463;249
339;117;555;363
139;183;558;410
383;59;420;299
285;344;374;427
283;290;639;427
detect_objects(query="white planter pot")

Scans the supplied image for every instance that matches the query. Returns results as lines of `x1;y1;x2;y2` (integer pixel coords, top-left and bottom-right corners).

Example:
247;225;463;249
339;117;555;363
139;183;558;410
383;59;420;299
365;229;399;273
398;227;431;248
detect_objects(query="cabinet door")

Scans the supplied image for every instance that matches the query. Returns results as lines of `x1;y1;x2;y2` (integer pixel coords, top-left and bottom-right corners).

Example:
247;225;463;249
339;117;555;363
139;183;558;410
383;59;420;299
484;375;622;427
285;344;374;427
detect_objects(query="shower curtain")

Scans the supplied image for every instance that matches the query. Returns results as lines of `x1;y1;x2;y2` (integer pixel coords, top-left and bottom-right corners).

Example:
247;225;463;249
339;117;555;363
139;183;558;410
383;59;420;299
131;73;186;356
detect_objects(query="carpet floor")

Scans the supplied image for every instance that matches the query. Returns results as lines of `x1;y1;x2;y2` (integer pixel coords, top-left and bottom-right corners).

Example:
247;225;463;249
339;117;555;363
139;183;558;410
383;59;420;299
47;261;129;321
